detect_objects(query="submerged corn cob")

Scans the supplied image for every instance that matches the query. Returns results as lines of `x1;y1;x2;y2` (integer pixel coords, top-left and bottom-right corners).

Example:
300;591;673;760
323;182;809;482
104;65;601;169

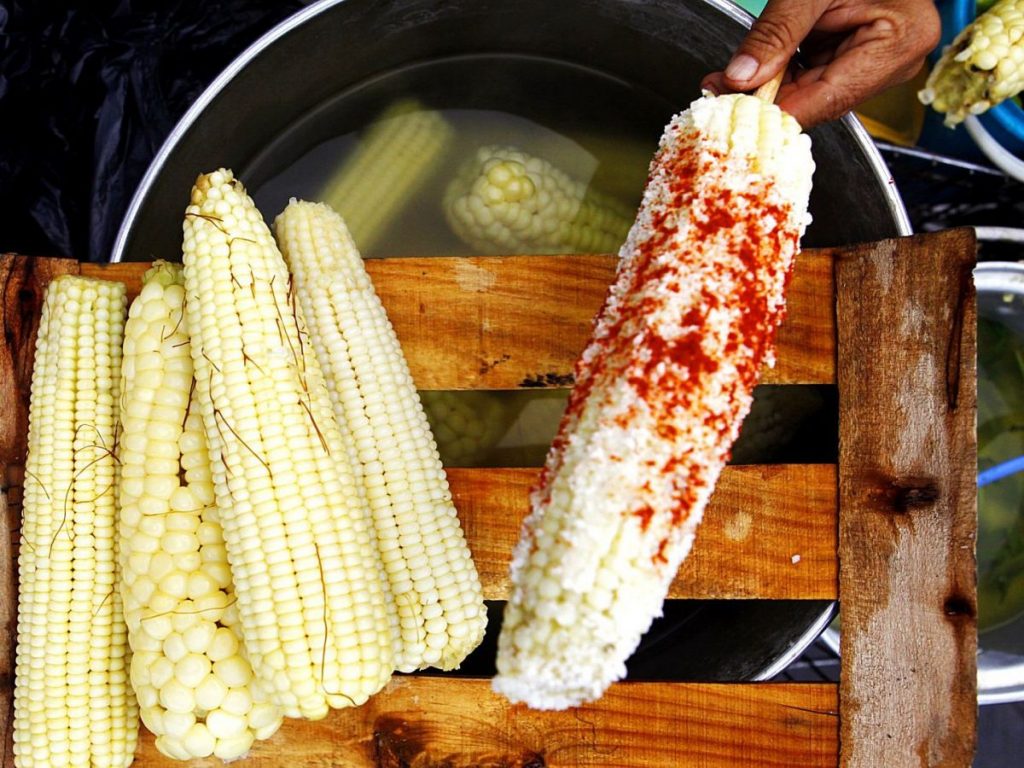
444;145;633;255
118;262;282;760
420;391;509;467
14;276;137;767
182;169;394;719
275;200;487;672
320;99;453;253
493;93;815;709
919;0;1024;125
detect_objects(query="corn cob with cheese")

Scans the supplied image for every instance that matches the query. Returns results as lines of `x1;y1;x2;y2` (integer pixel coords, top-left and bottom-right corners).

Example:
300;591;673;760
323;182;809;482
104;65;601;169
182;169;395;719
444;145;633;255
118;261;282;760
275;200;487;672
493;92;814;710
14;275;138;767
320;99;453;253
919;0;1024;125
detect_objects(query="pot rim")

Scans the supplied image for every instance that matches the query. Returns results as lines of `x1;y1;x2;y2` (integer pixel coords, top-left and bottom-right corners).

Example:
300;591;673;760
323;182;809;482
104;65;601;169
109;0;910;263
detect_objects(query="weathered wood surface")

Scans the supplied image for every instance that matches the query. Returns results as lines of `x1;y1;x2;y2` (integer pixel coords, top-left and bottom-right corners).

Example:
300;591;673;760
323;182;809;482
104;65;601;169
0;459;836;602
131;679;839;767
0;233;979;768
835;229;977;768
455;465;837;601
82;252;836;388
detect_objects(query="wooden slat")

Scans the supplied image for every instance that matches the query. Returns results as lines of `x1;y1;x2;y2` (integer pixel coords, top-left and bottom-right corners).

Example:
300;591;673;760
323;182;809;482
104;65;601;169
2;463;836;602
454;464;837;600
836;230;977;768
1;255;82;464
131;679;838;767
83;252;836;388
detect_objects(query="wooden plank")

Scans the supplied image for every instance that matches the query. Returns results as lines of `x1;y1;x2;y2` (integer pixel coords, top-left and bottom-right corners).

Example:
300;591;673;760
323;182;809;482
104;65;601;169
455;465;837;601
3;462;835;602
0;254;82;465
130;679;838;767
835;230;977;768
83;252;835;388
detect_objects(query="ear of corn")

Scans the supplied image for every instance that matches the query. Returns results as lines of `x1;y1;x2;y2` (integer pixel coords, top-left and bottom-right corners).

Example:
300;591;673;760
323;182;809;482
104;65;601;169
493;93;814;710
14;275;138;767
118;261;282;761
919;0;1024;126
420;390;510;467
182;169;395;719
319;99;453;253
443;145;633;255
275;200;487;672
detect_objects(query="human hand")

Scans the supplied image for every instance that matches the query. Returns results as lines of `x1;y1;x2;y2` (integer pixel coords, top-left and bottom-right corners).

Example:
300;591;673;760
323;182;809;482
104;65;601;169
701;0;941;127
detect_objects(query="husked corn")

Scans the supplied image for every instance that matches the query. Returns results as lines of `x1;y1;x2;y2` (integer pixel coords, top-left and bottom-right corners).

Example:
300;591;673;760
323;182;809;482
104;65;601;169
444;145;633;255
118;261;282;760
275;200;487;672
182;169;395;719
919;0;1024;125
14;275;138;767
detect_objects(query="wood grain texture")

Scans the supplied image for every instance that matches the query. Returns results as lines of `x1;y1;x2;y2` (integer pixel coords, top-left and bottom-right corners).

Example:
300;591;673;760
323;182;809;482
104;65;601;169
2;463;835;603
836;230;977;768
455;465;837;601
130;679;838;767
0;254;81;464
82;252;836;388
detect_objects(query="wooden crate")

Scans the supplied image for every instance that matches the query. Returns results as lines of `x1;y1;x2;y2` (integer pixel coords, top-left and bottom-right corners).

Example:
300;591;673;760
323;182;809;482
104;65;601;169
0;230;977;767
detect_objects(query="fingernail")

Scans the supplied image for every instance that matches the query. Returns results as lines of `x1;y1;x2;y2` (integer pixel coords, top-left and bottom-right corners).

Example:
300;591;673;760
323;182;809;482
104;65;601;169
725;54;759;82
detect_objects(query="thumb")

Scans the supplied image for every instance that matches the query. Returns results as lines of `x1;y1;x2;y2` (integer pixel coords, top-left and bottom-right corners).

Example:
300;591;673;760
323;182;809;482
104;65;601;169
724;0;828;89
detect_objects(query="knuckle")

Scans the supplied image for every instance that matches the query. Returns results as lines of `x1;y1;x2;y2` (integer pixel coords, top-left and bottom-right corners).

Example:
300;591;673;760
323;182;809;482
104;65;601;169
747;16;799;55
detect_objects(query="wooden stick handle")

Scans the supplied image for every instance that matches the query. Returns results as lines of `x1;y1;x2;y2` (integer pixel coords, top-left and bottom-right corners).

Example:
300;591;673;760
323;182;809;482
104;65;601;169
754;69;785;104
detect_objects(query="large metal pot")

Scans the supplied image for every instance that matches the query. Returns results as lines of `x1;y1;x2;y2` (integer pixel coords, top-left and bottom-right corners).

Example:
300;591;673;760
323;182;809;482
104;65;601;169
111;0;910;680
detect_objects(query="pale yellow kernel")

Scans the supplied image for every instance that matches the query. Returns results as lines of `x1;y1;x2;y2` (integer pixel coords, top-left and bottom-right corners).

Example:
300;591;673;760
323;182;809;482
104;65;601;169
213;656;251;687
182;722;216;758
175;653;212;688
194;673;229;711
155;734;191;761
169;487;199;512
161;531;199;555
160;679;196;713
214;730;256;761
220;687;253;716
150;657;175;689
161;710;196;739
206;709;248;739
163;633;188;663
182;620;217;654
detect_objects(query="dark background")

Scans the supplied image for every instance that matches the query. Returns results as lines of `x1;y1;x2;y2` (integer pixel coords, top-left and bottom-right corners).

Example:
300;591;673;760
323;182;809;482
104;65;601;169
0;0;304;262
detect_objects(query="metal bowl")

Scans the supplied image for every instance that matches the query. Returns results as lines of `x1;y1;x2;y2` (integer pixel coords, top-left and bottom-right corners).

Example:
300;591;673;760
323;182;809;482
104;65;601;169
111;0;910;680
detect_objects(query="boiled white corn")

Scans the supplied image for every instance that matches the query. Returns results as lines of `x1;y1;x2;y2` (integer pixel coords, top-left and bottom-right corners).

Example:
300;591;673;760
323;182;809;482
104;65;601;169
14;275;138;767
275;200;487;672
182;169;395;719
118;261;282;760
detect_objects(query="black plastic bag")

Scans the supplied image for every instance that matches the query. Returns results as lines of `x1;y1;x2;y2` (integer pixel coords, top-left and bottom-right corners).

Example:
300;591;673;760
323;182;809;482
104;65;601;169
0;0;304;262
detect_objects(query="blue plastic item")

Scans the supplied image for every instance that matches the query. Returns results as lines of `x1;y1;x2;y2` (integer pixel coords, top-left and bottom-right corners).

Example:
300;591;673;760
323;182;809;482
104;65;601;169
979;454;1024;487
